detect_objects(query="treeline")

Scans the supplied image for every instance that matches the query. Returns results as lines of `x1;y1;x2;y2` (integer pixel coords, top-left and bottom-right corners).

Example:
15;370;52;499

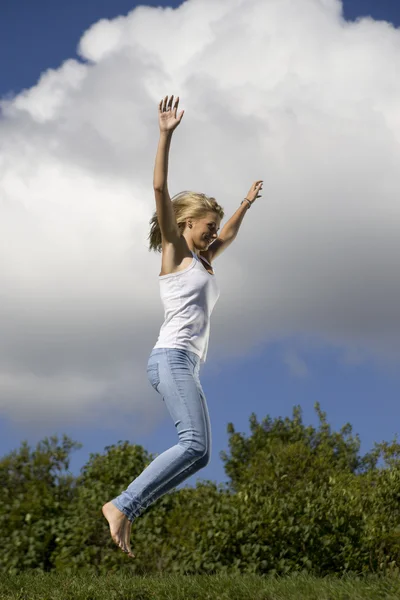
1;403;400;577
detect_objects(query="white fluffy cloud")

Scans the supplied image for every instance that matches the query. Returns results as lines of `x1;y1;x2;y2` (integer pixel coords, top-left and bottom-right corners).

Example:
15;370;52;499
1;0;400;428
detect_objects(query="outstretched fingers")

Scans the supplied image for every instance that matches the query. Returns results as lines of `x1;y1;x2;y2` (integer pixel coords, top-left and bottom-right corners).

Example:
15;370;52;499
173;96;179;115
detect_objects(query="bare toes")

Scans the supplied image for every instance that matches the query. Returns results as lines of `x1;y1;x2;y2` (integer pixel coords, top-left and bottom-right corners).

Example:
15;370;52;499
124;521;135;558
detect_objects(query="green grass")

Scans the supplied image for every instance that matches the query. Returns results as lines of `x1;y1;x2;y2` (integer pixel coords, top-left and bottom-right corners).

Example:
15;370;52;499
1;572;400;600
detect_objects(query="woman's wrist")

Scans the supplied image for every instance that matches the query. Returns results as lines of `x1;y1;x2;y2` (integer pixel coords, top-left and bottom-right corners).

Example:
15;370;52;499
159;130;174;139
241;198;252;209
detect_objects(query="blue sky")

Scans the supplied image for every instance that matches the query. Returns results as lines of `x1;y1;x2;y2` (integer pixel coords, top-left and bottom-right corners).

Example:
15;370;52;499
0;0;400;493
1;0;399;98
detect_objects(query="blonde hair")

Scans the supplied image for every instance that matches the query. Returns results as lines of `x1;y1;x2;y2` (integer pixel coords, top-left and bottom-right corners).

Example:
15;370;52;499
148;191;225;253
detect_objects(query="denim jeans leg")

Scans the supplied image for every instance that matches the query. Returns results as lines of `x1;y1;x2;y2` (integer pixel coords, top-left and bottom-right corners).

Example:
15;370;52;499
111;348;211;522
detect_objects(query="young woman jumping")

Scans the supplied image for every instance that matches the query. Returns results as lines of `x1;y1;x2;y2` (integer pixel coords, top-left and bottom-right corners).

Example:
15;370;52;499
102;94;263;558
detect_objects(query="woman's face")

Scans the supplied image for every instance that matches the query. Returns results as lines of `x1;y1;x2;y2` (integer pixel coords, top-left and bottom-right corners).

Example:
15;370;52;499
187;212;221;251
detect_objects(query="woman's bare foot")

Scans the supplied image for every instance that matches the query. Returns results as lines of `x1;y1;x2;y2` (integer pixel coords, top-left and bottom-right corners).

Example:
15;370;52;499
102;501;135;558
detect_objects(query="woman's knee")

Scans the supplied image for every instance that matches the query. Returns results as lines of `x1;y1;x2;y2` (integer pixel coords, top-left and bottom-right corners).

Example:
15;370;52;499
195;445;211;469
181;440;210;467
202;448;211;468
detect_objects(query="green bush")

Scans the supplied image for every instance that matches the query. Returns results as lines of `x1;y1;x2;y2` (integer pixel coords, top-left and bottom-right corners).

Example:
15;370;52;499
2;403;400;576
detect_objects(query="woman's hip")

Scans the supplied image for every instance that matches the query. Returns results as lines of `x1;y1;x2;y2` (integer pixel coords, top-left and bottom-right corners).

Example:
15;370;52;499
147;347;210;454
146;347;201;393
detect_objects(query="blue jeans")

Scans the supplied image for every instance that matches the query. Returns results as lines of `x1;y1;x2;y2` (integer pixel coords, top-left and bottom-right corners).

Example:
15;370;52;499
111;348;211;522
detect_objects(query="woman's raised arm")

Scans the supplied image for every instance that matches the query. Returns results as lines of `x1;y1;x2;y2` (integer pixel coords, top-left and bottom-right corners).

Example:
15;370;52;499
153;95;185;244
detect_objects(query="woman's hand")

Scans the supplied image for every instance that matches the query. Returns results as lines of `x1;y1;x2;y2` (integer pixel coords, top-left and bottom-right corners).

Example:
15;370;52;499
158;95;184;133
245;180;263;205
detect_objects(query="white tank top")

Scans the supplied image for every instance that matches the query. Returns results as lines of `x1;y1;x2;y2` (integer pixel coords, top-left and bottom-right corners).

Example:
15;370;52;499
153;251;220;364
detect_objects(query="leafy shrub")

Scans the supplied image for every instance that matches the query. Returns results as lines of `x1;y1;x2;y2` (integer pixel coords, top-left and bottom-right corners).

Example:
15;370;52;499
2;403;400;576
